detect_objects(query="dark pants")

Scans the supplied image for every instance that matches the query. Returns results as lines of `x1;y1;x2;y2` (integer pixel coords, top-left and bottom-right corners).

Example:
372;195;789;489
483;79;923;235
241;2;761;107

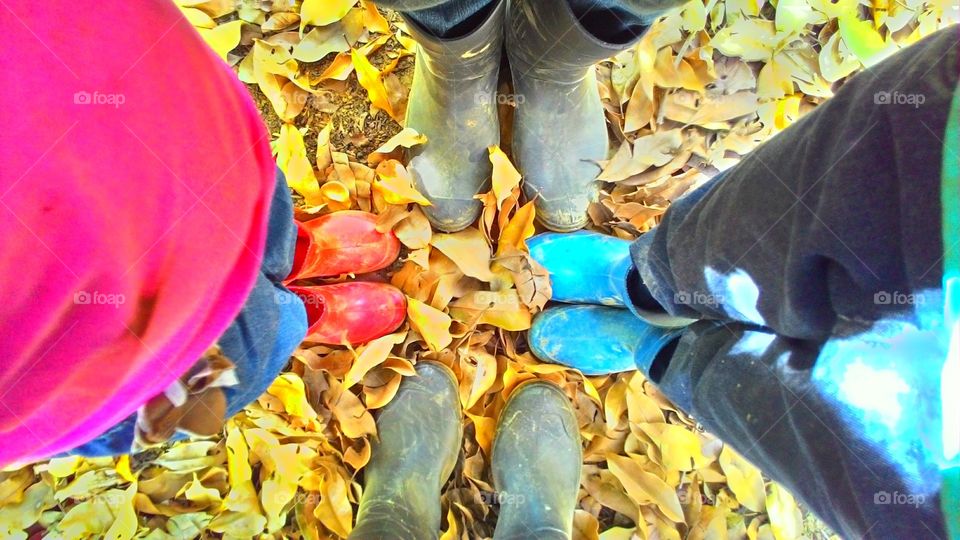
375;0;664;40
631;28;959;539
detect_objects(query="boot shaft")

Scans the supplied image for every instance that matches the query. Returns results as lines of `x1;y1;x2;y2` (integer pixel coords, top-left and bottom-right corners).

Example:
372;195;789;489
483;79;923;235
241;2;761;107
506;0;639;82
401;1;505;81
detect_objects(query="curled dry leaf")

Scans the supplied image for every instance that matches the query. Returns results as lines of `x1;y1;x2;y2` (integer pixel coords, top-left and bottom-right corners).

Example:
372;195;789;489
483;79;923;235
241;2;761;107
431;228;496;282
368;127;427;165
375;160;431;205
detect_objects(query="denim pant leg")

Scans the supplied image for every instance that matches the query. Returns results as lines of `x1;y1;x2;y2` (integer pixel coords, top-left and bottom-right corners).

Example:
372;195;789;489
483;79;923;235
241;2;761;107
69;169;306;456
657;321;947;539
376;0;681;40
627;28;959;540
631;27;959;340
218;169;307;419
375;0;495;37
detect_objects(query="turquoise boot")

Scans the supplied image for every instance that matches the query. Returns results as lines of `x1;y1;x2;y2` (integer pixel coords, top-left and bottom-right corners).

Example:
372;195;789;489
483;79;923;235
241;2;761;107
491;381;582;539
528;305;685;375
528;231;695;328
349;362;462;539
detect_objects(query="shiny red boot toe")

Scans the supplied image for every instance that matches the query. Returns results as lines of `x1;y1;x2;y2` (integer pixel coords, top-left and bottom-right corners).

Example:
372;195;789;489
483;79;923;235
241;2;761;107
287;211;401;281
289;282;406;345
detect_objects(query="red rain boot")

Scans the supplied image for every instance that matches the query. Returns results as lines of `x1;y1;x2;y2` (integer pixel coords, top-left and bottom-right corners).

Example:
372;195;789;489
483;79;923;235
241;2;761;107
287;211;401;281
289;282;407;345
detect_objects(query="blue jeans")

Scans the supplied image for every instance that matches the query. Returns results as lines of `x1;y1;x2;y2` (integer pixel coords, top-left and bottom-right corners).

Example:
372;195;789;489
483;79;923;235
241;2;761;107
375;0;666;40
71;170;307;456
630;28;958;539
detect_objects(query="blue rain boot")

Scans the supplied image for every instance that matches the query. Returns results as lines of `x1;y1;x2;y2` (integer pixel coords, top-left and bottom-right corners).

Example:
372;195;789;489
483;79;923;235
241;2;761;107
528;305;685;375
528;231;694;328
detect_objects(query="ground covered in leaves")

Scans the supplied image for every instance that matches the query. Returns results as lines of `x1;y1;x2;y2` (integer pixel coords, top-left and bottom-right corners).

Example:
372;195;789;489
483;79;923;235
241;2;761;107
2;0;956;538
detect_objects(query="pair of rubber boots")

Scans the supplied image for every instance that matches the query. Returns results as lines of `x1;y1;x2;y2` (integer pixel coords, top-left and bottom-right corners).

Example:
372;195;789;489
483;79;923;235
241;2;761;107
527;231;696;375
403;0;640;233
285;211;405;345
349;362;581;539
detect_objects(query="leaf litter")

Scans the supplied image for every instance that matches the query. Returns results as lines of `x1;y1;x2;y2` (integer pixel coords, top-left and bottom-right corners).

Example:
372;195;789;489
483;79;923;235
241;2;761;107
2;0;956;538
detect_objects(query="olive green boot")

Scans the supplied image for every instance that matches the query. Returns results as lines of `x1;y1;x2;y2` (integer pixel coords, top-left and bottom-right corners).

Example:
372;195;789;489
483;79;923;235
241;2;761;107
506;0;641;231
401;1;505;232
491;381;582;539
349;362;462;540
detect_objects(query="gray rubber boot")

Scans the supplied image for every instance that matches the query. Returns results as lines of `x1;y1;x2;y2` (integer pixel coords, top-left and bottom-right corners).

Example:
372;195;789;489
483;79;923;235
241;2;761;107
491;381;582;540
401;1;505;232
506;0;641;232
349;362;462;540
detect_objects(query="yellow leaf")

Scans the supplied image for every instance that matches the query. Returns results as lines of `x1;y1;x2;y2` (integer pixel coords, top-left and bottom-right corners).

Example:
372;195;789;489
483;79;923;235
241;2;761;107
44;456;83;478
245;429;304;533
263;12;301;32
301;0;356;31
606;454;684;522
344;332;407;387
638;423;709;471
449;289;531;331
407;297;453;351
351;48;394;117
223;424;262;515
462;349;498;409
179;6;216;28
838;13;896;67
0;481;53;535
319;51;355;80
718;446;766;512
431;228;496;282
766;483;802;540
395;206;433;249
361;0;390;34
497;200;536;256
653;47;704;92
196;20;242;60
315;467;353;537
573;509;600;540
439;508;458;540
321;180;352;207
317;122;334;172
267;372;318;419
115;455;136;483
757;54;795;99
375;160;432;205
275;124;323;205
182;474;222;507
489;146;522;210
369;127;427;164
325;373;377;438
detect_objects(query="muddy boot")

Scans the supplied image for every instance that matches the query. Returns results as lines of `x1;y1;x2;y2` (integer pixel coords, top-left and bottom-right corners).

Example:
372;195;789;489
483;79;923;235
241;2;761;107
401;1;505;232
350;362;462;540
506;0;641;231
491;381;582;540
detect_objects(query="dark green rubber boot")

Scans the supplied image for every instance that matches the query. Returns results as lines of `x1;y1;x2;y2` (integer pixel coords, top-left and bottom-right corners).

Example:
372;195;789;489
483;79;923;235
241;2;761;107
401;1;505;232
491;381;582;539
506;0;641;232
349;362;462;540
